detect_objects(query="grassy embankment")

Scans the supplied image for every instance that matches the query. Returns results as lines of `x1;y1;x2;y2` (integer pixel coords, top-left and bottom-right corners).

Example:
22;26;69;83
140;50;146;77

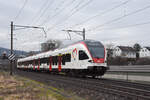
0;71;83;100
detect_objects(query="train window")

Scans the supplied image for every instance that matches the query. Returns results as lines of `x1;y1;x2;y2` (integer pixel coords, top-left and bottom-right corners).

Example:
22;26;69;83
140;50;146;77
18;62;21;65
46;58;49;64
32;60;34;65
29;60;32;65
62;55;65;65
55;56;58;65
25;62;27;66
65;54;71;62
40;58;44;64
21;62;23;65
25;61;28;66
35;59;39;65
52;57;54;65
45;58;49;64
79;50;89;60
30;61;32;65
52;56;58;65
40;58;49;64
22;62;24;65
19;62;21;65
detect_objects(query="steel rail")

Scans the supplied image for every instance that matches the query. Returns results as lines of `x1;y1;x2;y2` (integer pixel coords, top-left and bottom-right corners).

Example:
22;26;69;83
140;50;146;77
16;70;150;100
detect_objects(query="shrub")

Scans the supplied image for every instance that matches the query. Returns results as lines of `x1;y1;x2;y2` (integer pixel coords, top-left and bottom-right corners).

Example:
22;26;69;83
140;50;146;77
135;58;150;65
107;56;129;65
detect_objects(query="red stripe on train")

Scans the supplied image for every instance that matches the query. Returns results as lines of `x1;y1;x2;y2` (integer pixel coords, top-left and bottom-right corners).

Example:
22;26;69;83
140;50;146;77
58;56;61;71
49;57;52;71
92;58;104;63
37;59;40;70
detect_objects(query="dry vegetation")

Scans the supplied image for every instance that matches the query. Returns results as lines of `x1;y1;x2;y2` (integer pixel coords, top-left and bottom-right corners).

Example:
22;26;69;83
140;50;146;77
0;71;83;100
0;71;58;100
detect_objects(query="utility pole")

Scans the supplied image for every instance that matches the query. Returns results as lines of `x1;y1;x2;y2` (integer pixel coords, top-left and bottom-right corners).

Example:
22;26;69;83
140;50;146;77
10;21;13;75
9;21;47;75
62;28;85;40
83;28;85;40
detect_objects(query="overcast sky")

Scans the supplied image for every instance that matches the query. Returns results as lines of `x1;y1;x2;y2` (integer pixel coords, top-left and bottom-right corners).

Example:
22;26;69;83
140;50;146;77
0;0;150;51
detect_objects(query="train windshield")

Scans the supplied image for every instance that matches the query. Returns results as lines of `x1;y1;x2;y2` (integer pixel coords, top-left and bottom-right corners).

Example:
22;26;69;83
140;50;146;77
85;41;104;58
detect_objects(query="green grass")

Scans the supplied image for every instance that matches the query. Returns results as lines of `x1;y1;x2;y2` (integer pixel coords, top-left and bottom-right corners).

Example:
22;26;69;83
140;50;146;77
0;97;4;100
15;75;84;100
0;70;84;100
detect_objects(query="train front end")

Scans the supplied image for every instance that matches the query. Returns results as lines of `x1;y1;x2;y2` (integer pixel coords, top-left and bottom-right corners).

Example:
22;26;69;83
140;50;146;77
84;40;108;76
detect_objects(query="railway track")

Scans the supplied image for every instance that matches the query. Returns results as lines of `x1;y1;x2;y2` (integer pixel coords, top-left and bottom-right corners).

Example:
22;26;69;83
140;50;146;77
16;70;150;100
96;78;150;91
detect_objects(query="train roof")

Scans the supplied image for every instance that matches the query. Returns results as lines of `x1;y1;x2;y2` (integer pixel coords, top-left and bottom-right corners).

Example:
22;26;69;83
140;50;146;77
59;39;102;48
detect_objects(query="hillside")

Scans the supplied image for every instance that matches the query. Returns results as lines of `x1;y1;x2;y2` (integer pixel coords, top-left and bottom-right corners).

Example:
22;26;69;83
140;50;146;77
0;47;27;56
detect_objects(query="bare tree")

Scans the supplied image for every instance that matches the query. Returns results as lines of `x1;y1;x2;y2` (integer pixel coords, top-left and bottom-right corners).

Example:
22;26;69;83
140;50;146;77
133;43;141;52
41;39;62;52
105;43;115;66
105;43;114;58
133;43;141;59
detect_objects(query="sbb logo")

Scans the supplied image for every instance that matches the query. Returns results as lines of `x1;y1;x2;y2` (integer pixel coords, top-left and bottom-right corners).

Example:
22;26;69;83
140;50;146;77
72;48;77;60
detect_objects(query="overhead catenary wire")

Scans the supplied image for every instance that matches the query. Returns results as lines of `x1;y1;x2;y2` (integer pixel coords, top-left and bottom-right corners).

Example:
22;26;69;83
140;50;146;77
28;0;68;40
39;0;76;26
40;0;85;26
31;0;54;25
66;0;93;20
46;0;93;32
96;21;150;31
88;4;150;32
29;0;65;36
14;0;28;21
68;0;131;29
29;0;49;25
69;0;85;13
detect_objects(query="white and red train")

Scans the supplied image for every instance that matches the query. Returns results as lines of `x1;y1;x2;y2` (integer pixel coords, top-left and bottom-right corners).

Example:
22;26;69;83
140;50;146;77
17;40;108;77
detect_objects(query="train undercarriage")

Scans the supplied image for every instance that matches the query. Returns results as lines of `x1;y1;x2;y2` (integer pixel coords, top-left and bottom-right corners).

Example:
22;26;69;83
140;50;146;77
18;66;108;78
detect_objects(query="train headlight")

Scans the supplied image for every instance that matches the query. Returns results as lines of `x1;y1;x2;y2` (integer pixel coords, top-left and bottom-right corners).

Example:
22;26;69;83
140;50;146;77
88;60;94;63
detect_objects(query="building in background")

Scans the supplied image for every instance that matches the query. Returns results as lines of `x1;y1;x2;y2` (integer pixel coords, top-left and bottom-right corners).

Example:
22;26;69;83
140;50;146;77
113;46;136;59
139;47;150;58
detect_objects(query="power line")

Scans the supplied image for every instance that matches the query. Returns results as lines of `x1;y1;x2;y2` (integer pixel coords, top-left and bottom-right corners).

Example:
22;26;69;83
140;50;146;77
30;0;68;38
69;0;85;13
29;0;49;25
39;0;76;26
46;0;93;32
40;0;83;26
97;21;150;31
31;0;54;25
88;4;150;32
30;0;67;36
65;0;93;23
24;0;48;40
14;0;28;21
68;0;131;29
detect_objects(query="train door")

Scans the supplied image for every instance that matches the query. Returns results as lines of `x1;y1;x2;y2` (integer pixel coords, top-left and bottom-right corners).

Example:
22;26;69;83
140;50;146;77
78;50;89;68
